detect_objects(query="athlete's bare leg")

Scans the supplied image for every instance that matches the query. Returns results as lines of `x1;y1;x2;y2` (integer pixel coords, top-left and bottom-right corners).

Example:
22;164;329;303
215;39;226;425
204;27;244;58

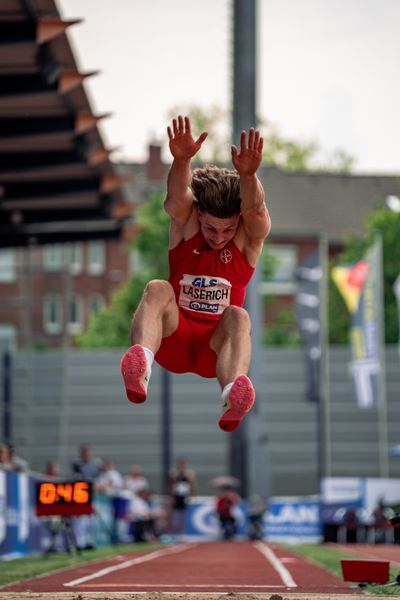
210;306;255;432
131;279;179;353
121;280;179;404
210;306;252;388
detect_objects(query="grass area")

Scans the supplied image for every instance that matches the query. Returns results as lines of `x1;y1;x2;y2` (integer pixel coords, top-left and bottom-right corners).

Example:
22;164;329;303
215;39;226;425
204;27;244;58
292;543;400;596
0;542;161;588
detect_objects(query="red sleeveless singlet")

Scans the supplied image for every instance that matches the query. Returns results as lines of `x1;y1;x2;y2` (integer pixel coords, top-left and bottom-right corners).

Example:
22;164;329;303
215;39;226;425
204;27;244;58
168;230;255;322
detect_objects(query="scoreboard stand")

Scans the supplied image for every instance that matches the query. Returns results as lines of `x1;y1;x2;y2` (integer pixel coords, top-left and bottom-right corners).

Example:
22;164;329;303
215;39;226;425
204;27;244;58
43;516;81;556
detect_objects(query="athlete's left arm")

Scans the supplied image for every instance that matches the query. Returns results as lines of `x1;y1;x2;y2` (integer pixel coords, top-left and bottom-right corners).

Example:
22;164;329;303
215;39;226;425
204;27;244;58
232;129;271;243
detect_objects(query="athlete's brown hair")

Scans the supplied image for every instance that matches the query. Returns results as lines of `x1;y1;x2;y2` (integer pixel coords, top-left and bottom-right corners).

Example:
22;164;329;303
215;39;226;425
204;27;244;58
190;165;241;218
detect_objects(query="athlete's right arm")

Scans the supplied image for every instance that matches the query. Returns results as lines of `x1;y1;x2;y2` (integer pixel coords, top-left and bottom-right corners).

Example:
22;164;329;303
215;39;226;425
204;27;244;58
164;157;194;225
164;115;207;226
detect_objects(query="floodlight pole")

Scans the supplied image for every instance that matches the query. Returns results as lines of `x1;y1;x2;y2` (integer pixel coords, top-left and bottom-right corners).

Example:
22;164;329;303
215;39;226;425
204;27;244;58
231;0;270;500
161;368;172;495
394;275;400;357
375;234;389;477
318;231;331;483
2;350;11;445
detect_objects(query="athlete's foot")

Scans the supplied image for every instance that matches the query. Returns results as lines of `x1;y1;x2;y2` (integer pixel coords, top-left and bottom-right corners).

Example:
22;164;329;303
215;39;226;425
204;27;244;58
120;345;150;404
218;375;255;432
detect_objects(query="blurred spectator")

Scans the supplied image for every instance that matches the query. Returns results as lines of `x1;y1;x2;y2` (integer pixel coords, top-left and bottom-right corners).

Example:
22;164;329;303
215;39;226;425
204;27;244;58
71;445;102;552
94;459;124;495
372;501;392;544
168;457;196;536
72;444;102;482
0;443;12;470
342;508;361;543
247;494;266;540
215;487;240;540
40;459;77;555
124;464;149;496
7;444;28;473
128;487;165;542
45;460;60;479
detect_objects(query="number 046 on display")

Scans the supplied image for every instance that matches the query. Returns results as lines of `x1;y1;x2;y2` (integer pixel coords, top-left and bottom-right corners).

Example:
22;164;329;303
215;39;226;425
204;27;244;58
36;481;93;517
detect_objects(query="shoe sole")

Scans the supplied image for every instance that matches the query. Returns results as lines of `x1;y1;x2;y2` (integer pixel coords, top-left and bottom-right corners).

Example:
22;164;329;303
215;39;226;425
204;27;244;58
120;345;148;404
218;375;255;432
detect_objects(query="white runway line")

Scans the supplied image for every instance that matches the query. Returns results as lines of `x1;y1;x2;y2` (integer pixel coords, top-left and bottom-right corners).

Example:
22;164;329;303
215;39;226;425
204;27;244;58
79;583;287;589
63;543;195;587
253;541;297;588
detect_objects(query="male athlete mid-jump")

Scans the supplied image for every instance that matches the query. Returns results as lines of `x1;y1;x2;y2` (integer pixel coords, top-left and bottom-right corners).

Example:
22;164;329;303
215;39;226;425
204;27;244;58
121;115;271;432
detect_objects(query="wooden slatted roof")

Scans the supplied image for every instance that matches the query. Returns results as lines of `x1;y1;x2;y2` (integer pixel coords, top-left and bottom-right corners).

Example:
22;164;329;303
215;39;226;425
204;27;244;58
0;0;131;247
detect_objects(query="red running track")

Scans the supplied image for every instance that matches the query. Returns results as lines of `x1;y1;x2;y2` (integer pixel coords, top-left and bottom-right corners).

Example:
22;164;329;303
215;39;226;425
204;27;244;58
2;541;361;594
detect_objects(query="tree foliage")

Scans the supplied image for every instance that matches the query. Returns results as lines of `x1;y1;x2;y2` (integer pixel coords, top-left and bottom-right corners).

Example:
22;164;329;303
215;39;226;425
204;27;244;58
168;104;227;164
169;104;355;173
77;193;169;348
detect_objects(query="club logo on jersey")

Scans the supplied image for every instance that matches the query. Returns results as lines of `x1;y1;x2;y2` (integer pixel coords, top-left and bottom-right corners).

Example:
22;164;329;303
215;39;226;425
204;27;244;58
179;274;232;315
220;249;233;264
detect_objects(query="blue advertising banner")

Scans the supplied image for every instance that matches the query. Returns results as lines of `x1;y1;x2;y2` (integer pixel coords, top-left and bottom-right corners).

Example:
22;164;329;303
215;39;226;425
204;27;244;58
266;496;322;542
0;470;42;558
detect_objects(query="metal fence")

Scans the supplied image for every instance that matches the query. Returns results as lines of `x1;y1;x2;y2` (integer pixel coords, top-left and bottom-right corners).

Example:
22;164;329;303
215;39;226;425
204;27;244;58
2;346;400;496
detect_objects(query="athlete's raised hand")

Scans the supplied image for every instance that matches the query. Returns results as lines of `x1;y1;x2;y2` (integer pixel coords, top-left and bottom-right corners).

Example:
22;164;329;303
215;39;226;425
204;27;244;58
231;128;263;176
167;115;208;161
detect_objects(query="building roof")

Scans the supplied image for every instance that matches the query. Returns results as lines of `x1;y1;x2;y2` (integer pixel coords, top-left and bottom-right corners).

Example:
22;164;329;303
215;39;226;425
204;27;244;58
0;0;131;248
123;144;400;246
262;167;400;244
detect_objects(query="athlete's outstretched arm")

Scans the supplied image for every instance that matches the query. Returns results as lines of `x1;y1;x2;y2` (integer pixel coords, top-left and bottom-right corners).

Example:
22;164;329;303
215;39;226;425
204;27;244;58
231;129;271;242
164;115;207;225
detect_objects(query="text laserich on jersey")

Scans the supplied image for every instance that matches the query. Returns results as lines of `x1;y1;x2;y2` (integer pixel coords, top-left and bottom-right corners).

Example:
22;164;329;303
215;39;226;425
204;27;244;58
179;274;232;315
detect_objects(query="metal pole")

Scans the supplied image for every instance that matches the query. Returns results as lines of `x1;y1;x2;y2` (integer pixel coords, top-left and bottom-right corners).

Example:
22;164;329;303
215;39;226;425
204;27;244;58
318;231;331;482
231;0;258;499
161;368;172;495
231;0;270;500
317;232;331;543
232;0;256;147
2;351;11;445
393;275;400;358
376;233;389;477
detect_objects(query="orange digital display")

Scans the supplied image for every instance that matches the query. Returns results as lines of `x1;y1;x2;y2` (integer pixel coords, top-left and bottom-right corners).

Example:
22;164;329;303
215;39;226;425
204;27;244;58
36;481;93;517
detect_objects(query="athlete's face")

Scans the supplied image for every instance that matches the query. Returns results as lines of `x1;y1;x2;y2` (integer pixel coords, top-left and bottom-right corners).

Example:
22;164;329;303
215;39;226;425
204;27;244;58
198;211;240;250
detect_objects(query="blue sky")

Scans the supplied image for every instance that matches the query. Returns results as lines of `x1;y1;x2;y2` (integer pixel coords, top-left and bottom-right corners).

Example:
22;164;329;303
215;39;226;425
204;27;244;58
59;0;400;173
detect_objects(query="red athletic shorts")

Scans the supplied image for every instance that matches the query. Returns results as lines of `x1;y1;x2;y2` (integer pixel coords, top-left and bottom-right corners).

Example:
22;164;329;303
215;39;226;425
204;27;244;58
155;311;218;378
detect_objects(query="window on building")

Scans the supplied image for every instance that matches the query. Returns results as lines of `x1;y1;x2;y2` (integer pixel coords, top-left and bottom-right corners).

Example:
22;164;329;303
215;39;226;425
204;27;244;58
43;244;63;271
64;243;83;275
268;244;298;282
89;294;106;314
260;244;298;295
0;325;17;352
0;250;16;283
87;240;105;275
43;295;63;334
67;294;83;335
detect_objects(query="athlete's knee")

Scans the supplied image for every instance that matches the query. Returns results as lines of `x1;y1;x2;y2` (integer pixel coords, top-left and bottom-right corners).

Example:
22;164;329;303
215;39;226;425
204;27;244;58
221;306;251;332
211;306;251;354
143;279;175;303
221;306;251;335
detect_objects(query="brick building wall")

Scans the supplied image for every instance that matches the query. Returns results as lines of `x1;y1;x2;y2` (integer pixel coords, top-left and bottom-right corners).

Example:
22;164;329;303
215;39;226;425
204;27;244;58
0;239;131;349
